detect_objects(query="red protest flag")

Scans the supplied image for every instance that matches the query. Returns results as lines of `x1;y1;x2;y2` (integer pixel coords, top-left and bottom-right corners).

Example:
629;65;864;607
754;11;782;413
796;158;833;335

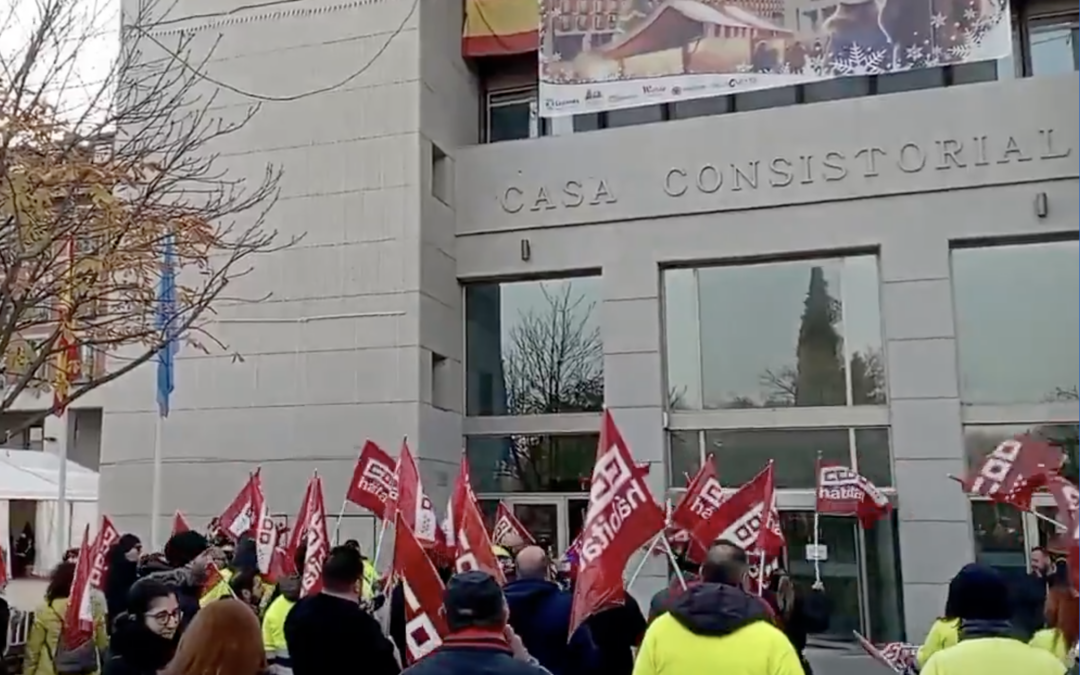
669;457;724;561
249;472;279;576
448;455;505;584
569;411;666;638
961;435;1064;510
492;501;535;548
392;513;448;664
693;462;785;557
346;441;399;518
88;516;120;592
299;473;331;598
63;526;94;649
218;470;260;541
395;441;439;546
286;478;315;564
1044;476;1079;555
171;511;191;536
815;461;892;529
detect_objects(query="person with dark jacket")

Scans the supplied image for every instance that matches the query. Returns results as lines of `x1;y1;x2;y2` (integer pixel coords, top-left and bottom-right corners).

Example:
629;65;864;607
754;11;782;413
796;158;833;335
633;541;804;675
585;591;647;675
284;545;399;675
402;571;550;675
1011;546;1056;641
104;534;142;632
0;581;9;675
768;570;831;675
139;531;213;632
101;579;181;675
647;555;699;623
503;546;600;675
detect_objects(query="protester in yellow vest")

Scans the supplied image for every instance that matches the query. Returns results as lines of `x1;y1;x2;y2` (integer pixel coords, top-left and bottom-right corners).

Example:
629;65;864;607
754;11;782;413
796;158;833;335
921;564;1064;675
1029;584;1078;666
916;568;968;669
343;540;378;601
263;572;303;675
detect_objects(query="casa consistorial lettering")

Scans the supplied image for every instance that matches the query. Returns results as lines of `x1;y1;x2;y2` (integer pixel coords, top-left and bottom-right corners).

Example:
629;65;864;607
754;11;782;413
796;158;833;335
580;450;649;564
499;178;617;214
663;129;1072;197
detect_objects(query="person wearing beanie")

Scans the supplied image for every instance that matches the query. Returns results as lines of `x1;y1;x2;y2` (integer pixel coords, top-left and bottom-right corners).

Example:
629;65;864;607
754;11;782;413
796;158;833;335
921;563;1066;675
104;534;143;632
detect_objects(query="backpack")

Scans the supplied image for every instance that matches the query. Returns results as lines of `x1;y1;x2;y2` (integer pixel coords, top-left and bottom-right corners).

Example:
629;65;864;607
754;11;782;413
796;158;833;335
44;603;100;675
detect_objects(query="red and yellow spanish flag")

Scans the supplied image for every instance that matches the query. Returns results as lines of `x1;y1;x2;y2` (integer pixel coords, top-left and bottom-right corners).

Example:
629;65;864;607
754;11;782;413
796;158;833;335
52;235;81;412
462;0;539;57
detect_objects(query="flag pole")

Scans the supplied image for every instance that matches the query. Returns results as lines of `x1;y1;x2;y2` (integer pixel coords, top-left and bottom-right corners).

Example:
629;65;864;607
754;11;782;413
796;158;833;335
52;410;70;565
657;534;688;590
331;497;349;545
812;452;822;585
625;533;664;589
756;549;766;596
371;517;391;571
150;414;164;551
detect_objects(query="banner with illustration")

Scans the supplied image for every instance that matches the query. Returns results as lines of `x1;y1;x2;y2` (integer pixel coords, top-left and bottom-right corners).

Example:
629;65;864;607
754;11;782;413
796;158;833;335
538;0;1013;116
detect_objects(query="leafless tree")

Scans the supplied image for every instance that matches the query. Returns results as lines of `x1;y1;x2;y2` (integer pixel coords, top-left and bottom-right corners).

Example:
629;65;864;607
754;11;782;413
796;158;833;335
0;0;295;436
499;282;603;490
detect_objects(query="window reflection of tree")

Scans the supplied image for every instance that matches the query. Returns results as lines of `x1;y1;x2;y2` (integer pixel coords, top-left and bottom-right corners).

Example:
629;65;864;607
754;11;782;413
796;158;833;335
502;433;598;491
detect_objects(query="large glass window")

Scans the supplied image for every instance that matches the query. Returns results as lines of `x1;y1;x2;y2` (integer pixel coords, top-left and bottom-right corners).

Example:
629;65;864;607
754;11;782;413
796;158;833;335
664;256;885;410
465;276;603;417
668;427;892;489
953;241;1079;405
485;89;537;143
466;433;599;493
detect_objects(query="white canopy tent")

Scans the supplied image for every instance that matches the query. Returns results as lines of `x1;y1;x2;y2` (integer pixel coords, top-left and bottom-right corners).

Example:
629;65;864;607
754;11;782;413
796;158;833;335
0;449;99;576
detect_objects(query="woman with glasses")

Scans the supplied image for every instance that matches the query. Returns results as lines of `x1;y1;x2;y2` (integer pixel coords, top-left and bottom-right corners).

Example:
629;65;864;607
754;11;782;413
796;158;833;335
102;579;182;675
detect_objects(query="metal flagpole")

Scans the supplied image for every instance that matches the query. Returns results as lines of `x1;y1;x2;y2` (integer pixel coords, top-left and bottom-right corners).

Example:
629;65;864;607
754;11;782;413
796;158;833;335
53;411;70;565
625;534;664;589
150;414;164;551
813;451;823;585
331;498;350;545
371;517;391;571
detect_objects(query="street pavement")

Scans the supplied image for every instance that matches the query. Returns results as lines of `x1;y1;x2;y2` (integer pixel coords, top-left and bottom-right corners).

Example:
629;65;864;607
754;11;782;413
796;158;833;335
807;646;896;675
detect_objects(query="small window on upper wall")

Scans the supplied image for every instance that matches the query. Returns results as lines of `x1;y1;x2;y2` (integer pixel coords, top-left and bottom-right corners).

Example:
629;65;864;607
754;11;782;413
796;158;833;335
485;89;538;143
1026;13;1079;76
952;240;1079;405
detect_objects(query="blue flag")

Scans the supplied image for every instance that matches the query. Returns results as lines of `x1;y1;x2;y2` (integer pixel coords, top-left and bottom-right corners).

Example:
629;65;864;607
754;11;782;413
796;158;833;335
156;232;178;417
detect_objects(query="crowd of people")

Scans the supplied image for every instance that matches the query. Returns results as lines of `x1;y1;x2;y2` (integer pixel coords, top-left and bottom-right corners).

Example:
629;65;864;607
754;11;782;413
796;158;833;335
5;529;1078;675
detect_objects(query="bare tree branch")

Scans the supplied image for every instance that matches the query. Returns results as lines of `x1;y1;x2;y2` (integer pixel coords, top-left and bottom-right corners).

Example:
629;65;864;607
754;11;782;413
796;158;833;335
0;0;299;438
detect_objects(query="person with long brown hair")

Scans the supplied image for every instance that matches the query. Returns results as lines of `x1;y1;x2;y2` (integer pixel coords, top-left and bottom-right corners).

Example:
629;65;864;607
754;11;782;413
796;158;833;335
161;599;266;675
1030;576;1078;666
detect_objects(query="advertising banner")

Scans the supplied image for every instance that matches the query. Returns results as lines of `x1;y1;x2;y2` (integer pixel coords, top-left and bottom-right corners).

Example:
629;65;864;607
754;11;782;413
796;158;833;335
538;0;1013;116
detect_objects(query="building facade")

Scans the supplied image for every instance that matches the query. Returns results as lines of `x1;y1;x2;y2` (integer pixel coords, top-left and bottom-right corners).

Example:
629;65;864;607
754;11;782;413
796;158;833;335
96;0;1078;643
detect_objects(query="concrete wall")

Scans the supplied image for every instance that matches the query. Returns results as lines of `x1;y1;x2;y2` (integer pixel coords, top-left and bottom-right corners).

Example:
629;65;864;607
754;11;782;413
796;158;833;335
452;73;1079;638
100;0;481;549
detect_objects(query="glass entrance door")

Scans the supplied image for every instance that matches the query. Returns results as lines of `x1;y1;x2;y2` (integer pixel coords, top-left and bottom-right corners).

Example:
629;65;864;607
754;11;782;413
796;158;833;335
478;495;590;558
780;512;863;638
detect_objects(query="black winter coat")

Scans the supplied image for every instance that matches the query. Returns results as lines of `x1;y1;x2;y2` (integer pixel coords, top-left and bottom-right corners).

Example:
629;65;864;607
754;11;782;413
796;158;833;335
401;632;550;675
100;614;179;675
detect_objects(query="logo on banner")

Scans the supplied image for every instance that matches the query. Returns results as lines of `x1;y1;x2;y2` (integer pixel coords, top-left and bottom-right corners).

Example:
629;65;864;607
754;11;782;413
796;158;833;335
642;84;667;96
819;466;863;501
580;446;650;563
492;517;516;544
455;528;479;573
88;528;119;589
720;505;765;550
691;477;724;518
545;98;580;111
360;459;398;502
585;89;602;101
972;439;1022;496
403;581;442;661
